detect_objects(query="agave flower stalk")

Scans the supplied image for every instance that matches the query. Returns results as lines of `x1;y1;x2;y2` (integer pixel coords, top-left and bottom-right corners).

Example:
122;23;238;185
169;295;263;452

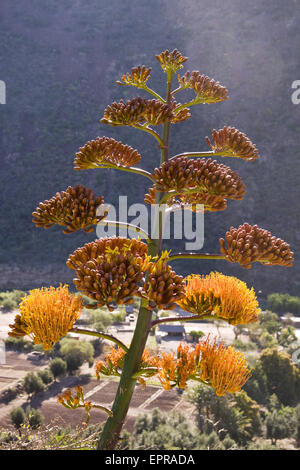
26;49;294;450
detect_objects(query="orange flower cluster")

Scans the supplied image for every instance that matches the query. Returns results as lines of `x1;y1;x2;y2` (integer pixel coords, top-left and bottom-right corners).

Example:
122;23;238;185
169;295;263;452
100;97;174;127
177;71;228;103
143;252;185;310
8;285;83;350
116;65;152;87
206;126;259;161
155;49;188;74
156;338;251;395
178;272;260;325
95;347;157;381
58;385;93;425
156;344;199;390
32;185;105;234
74;136;141;170
195;336;251;396
146;157;245;207
219;223;294;269
95;338;251;397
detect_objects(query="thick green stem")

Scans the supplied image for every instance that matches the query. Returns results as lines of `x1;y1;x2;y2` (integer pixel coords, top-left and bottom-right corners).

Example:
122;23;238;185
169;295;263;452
97;73;173;450
97;244;159;450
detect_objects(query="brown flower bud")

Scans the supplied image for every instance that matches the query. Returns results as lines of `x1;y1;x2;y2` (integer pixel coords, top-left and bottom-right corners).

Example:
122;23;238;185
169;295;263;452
66;237;148;271
219;223;294;268
32;185;105;234
206;126;259;161
100;97;174;127
151;157;245;201
176;192;227;212
155;49;188;74
170;101;191;124
143;253;185;309
73;247;146;309
116;65;152;87
178;71;228;103
74;136;141;169
144;185;227;213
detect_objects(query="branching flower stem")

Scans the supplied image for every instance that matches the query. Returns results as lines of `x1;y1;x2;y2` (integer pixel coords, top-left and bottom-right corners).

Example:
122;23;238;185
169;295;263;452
101;164;154;182
168;252;226;262
151;314;215;328
97;219;151;243
69;327;129;352
170;151;217;160
141;84;166;103
132;124;165;148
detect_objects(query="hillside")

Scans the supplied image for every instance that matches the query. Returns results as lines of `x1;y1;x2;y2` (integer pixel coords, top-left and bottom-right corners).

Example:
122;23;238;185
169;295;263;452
0;0;299;299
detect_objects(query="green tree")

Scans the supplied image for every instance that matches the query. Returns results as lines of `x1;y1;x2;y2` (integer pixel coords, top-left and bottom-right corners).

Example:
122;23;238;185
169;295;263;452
49;358;67;380
259;311;280;336
190;384;257;446
25;406;44;429
189;330;205;342
295;404;300;444
86;309;113;332
132;408;206;450
266;406;296;445
267;293;300;316
23;372;45;396
10;407;25;430
258;348;300;406
278;326;296;347
37;368;54;385
60;338;94;374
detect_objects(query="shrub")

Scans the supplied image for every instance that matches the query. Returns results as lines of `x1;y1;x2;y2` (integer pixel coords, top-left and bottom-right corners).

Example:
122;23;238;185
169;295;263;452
232;339;257;351
0;290;26;311
265;406;296;444
23;372;45;396
10;407;25;429
49;358;67;380
5;337;33;352
25;406;44;429
1;298;16;312
189;330;205;341
37;368;54;385
59;338;94;374
131;408;202;450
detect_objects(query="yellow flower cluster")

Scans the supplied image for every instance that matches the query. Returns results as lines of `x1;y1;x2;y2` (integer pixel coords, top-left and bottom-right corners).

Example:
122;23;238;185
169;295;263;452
195;336;251;396
8;285;82;350
178;272;260;325
95;337;251;397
